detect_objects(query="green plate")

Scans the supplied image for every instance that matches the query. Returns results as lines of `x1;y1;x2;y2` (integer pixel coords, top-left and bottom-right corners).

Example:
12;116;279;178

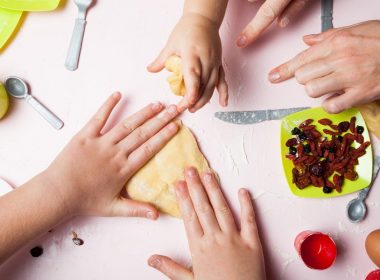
0;8;22;50
280;107;373;198
0;0;60;11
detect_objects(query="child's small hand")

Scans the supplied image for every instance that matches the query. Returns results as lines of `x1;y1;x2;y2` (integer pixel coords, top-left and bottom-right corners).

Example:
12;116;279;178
44;92;179;218
148;168;266;280
148;13;228;113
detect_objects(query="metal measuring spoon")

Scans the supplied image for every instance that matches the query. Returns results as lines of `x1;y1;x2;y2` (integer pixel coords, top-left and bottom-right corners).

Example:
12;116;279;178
347;156;380;223
5;77;64;130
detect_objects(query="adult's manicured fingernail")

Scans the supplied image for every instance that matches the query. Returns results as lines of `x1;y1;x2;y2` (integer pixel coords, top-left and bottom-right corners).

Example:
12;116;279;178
149;257;161;268
268;71;281;82
280;17;290;28
236;35;247;47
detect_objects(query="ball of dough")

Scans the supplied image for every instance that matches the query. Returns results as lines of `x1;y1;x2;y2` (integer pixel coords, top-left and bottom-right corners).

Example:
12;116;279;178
358;101;380;139
165;55;186;96
125;123;210;218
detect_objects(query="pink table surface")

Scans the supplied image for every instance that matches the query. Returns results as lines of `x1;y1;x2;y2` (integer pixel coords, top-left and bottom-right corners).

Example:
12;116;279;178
0;0;379;279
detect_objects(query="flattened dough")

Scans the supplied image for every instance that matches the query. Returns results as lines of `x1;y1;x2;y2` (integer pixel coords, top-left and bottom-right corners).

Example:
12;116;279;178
126;123;210;217
165;55;186;96
358;101;380;139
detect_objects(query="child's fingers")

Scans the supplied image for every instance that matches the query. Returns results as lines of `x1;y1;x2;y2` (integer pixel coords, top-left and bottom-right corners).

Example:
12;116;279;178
185;167;220;234
111;197;159;220
148;48;171;73
238;188;261;248
189;68;218;112
82;92;122;137
127;122;179;173
277;0;310;28
175;181;203;240
148;255;193;280
201;172;237;233
106;102;165;144
179;55;202;111
217;66;228;107
119;105;178;154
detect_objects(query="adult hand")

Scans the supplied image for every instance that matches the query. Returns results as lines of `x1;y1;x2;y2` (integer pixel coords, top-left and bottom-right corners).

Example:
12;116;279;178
268;20;380;113
148;13;228;113
237;0;310;48
45;92;179;218
148;168;266;280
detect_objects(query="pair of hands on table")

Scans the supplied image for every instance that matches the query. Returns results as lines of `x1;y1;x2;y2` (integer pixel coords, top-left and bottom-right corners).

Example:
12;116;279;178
0;94;266;280
151;0;380;114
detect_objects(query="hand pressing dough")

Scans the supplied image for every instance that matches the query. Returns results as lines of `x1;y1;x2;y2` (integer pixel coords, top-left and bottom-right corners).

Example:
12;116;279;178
126;123;210;217
358;101;380;139
165;55;186;96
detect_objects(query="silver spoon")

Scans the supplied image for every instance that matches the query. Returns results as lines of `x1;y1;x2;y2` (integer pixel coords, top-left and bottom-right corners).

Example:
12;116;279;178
347;156;380;223
5;77;64;130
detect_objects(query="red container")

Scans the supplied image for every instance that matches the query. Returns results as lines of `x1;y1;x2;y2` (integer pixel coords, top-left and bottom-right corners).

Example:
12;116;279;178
294;230;337;270
366;269;380;280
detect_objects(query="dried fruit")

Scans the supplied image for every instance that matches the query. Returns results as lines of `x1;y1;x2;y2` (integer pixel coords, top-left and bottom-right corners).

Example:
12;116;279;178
30;246;43;258
72;231;84;246
285;117;370;194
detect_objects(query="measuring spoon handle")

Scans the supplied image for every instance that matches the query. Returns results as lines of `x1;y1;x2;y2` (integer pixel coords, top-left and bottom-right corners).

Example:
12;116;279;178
26;96;64;130
65;18;86;71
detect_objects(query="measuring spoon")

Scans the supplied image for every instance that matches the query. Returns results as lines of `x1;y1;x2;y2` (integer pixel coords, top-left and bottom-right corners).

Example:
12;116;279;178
5;76;64;130
347;156;380;223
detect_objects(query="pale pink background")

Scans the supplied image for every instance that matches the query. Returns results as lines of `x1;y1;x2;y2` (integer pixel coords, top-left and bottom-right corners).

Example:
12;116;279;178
0;0;380;279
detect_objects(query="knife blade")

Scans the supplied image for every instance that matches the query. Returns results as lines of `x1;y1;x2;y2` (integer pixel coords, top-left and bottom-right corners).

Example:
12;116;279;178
321;0;333;32
214;107;310;125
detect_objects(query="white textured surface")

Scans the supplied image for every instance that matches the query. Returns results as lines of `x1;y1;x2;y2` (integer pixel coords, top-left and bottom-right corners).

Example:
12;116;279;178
0;0;379;279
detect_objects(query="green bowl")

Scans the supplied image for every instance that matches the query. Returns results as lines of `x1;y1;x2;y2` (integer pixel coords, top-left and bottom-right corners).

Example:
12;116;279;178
280;107;373;198
0;0;60;12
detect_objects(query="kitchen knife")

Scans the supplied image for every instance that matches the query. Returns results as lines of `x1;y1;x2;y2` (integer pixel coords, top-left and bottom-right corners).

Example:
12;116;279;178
321;0;333;32
214;107;310;125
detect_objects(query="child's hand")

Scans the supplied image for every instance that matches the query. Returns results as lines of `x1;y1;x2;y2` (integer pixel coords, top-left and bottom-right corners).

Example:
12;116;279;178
44;92;179;218
148;13;228;113
148;168;266;280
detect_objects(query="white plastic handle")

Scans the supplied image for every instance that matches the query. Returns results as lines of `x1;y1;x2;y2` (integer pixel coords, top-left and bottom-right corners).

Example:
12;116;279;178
26;95;64;130
65;18;87;71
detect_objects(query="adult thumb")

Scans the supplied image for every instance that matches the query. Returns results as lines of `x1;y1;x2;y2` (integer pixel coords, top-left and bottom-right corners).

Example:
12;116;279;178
148;255;193;280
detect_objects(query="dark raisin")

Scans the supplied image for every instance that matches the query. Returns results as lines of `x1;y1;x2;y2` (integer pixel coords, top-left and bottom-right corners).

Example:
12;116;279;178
30;246;43;258
356;126;364;134
72;238;84;246
304;144;311;154
289;146;297;155
323;186;333;194
327;146;336;153
310;163;324;177
337;135;343;142
298;132;307;142
337;121;350;133
291;127;301;135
